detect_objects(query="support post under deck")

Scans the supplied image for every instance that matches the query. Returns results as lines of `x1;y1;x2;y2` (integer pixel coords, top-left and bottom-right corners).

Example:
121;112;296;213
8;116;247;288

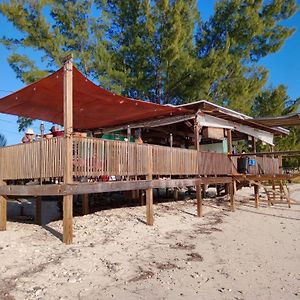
0;196;7;231
35;196;42;225
196;183;202;217
254;184;259;208
82;194;89;215
229;181;236;212
0;180;7;231
146;145;153;225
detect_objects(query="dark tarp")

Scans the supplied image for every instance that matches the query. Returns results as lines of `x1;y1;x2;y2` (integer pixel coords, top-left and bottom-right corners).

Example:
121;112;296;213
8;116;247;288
0;67;189;130
253;114;300;127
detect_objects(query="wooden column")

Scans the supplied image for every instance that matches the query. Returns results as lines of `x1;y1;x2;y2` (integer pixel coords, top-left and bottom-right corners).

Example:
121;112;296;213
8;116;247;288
227;129;233;154
254;184;259;208
251;137;256;153
196;183;202;217
173;188;179;201
194;114;203;216
82;194;89;215
146;145;153;225
63;54;74;245
0;180;7;231
229;181;235;212
35;196;42;225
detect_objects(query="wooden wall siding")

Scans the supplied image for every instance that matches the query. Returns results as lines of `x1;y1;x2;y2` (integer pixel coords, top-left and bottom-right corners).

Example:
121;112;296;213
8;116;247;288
0;138;64;180
231;156;280;175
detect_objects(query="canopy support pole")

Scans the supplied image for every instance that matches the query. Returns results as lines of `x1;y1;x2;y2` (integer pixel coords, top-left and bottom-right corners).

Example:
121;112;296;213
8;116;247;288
63;54;74;245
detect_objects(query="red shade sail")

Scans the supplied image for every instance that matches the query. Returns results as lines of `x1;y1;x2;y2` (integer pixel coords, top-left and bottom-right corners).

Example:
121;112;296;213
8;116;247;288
0;67;189;130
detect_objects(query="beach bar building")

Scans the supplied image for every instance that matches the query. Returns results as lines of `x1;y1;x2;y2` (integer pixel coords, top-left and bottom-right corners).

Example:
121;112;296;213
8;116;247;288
0;55;299;244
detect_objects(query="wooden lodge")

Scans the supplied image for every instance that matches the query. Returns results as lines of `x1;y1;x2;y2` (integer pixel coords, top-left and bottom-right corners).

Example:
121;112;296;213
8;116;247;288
0;55;299;244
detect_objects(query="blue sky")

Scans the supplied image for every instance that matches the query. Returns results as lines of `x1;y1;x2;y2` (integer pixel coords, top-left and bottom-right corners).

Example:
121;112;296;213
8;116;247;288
0;1;299;145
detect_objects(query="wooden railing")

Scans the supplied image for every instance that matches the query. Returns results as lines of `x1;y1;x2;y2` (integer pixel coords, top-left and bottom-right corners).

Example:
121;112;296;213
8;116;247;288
0;137;64;180
1;137;284;181
73;138;233;177
231;155;280;175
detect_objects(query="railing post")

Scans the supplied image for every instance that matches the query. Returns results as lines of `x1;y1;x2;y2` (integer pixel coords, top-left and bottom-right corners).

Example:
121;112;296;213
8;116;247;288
146;145;153;225
63;54;73;245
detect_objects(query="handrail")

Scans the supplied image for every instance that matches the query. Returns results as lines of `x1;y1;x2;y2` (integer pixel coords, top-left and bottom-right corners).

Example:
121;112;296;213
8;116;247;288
229;150;300;157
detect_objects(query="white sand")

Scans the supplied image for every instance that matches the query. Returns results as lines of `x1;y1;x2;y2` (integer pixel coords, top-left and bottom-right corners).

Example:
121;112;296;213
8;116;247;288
0;184;299;300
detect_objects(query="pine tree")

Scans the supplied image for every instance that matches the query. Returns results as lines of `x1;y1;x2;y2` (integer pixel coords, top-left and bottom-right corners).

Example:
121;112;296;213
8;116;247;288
195;0;297;113
0;0;298;127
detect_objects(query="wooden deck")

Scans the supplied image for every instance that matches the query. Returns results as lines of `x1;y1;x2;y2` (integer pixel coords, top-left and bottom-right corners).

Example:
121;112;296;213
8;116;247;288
0;137;282;182
0;137;298;244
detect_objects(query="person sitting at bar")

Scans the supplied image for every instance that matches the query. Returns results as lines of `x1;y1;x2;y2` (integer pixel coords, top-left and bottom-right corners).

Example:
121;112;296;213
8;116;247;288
21;128;35;143
50;125;64;137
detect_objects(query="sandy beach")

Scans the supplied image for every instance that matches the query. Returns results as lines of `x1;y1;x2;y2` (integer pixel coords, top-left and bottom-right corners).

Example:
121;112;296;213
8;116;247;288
0;184;299;300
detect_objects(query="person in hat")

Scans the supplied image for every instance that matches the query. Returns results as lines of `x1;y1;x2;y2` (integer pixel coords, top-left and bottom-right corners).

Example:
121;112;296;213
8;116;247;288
50;125;64;137
22;128;35;143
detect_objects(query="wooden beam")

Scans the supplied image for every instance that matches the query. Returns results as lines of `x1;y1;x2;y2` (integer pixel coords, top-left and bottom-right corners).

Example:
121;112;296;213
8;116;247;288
35;196;42;225
146;146;153;225
196;183;202;217
254;184;259;208
233;174;298;181
0;177;236;196
229;150;300;157
101;114;195;133
82;194;89;215
63;54;73;244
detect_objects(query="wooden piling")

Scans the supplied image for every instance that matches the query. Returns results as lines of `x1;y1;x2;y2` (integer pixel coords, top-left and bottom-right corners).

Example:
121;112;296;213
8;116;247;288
63;195;73;244
82;194;89;215
229;181;235;212
196;183;202;217
0;180;7;231
146;145;153;225
173;188;179;201
0;196;7;231
35;196;42;225
254;184;259;208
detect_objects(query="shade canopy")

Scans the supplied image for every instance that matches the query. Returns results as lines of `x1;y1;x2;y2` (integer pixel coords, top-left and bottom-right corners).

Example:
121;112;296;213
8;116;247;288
0;67;189;130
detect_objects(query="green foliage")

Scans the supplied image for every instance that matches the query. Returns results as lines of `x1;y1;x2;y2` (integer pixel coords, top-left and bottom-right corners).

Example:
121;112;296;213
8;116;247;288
0;133;7;147
252;85;291;117
196;0;297;114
